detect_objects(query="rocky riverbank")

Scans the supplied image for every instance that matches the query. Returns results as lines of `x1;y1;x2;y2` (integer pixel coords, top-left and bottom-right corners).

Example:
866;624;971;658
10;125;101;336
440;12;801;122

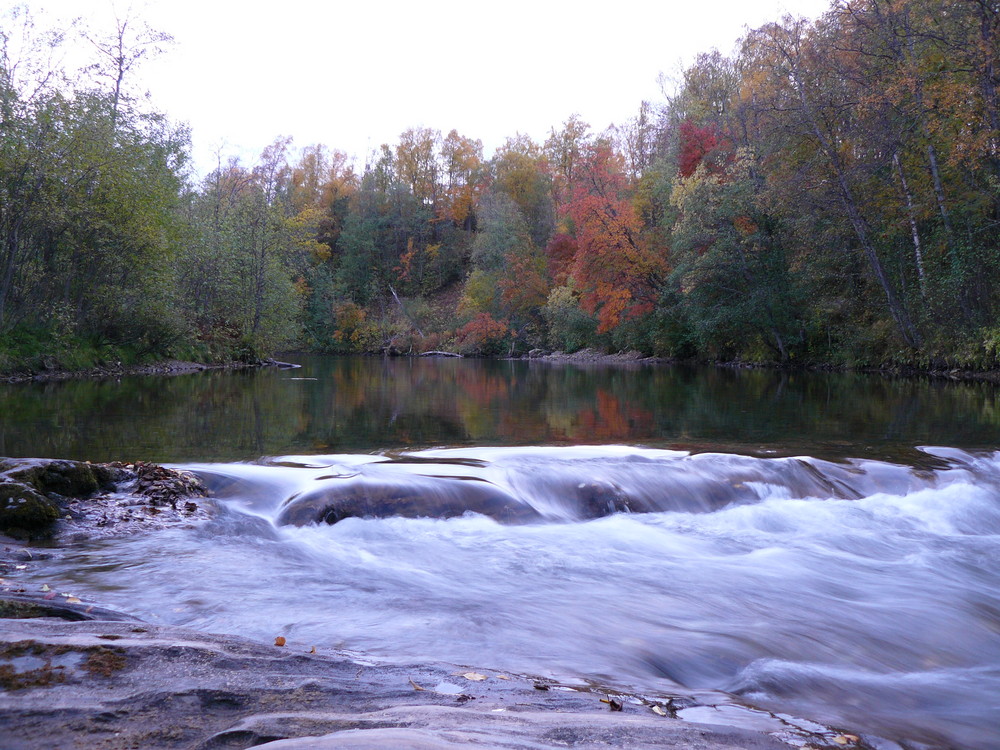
0;457;211;541
0;587;870;750
0;610;856;750
0;358;301;385
526;348;666;365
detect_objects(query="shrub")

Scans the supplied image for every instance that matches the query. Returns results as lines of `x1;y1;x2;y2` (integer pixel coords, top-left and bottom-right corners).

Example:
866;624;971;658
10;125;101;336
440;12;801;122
454;313;511;356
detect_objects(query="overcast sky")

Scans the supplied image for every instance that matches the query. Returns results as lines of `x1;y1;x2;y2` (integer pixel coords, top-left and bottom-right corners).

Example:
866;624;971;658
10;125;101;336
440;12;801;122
10;0;831;177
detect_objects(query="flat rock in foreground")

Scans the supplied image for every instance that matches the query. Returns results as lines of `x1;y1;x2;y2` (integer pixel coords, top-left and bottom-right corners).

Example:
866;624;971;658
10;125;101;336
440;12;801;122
0;613;855;750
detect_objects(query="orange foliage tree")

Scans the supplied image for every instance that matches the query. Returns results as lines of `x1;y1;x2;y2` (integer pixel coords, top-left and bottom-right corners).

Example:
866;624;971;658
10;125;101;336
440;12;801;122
454;312;510;355
563;144;667;333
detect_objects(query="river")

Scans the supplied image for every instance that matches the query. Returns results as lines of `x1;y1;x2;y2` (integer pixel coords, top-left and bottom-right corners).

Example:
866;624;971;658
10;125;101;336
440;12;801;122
2;355;999;749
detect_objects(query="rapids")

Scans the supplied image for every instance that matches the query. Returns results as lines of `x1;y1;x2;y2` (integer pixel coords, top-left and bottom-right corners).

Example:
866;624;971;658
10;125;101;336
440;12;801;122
20;445;1000;750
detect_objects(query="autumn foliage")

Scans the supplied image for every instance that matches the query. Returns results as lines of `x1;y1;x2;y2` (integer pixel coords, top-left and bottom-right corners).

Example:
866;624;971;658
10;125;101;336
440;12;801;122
454;313;510;356
5;1;1000;372
677;120;719;178
562;145;666;333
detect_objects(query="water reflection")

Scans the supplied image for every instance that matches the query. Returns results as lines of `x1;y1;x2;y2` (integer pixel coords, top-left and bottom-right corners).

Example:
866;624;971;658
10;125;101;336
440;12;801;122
1;355;999;463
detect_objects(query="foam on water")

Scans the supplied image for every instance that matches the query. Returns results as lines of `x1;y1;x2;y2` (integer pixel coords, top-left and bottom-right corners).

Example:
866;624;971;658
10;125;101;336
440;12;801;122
21;446;1000;750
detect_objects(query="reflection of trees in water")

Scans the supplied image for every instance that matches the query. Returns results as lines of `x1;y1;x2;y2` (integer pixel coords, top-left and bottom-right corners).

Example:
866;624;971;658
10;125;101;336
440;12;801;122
1;357;999;463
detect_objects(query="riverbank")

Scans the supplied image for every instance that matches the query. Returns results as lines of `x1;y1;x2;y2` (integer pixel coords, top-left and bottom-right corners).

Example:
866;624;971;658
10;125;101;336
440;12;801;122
3;346;1000;385
0;357;300;385
0;606;846;750
528;348;1000;383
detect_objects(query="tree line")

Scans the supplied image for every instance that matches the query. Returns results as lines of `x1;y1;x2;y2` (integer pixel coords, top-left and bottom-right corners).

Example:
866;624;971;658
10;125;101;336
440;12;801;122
3;0;999;374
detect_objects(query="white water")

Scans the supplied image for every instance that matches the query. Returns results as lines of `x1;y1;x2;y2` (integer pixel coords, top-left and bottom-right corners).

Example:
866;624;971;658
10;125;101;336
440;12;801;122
26;446;1000;749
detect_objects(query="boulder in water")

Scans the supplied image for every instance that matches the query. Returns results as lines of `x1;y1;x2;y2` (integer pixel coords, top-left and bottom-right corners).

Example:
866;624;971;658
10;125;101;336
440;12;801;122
276;474;541;526
0;483;59;539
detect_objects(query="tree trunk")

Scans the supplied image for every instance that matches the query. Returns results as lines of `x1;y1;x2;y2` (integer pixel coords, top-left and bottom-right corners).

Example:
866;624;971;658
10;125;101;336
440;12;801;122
893;152;927;298
790;69;921;348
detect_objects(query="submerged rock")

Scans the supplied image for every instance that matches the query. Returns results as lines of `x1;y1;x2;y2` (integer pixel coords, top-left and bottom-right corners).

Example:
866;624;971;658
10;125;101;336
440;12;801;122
0;483;59;538
0;592;139;622
277;474;541;526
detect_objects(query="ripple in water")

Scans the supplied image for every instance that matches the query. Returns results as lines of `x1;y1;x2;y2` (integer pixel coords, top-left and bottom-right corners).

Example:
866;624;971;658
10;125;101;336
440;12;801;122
23;446;1000;750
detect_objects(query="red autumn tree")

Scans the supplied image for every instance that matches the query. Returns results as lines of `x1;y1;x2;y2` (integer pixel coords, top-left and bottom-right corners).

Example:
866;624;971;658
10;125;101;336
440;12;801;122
677;119;719;178
563;144;667;333
544;233;577;287
454;312;510;356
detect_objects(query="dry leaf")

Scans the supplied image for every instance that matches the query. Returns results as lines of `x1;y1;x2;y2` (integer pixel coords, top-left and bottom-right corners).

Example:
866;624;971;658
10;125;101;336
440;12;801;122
274;636;286;647
651;705;668;716
41;584;51;592
65;595;82;604
496;674;510;680
833;736;859;746
309;646;317;654
600;697;623;711
460;672;488;681
409;678;425;691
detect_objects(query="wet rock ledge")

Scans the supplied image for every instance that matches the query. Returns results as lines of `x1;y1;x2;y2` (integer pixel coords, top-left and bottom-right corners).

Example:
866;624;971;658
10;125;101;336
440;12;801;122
0;613;864;750
0;457;210;541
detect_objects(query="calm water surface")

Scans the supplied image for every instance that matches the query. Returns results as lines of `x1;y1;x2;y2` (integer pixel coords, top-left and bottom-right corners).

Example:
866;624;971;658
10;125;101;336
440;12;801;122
3;354;1000;462
3;356;1000;749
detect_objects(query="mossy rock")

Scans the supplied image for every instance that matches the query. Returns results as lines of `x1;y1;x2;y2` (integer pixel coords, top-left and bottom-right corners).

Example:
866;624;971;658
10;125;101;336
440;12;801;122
0;482;60;538
5;459;109;497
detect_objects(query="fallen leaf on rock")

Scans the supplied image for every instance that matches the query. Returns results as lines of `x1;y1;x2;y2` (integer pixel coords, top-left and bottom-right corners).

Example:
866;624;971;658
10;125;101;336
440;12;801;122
601;697;624;711
65;596;82;604
41;584;51;592
459;672;488;681
833;736;859;746
274;636;286;647
409;678;426;691
651;705;668;716
496;674;510;680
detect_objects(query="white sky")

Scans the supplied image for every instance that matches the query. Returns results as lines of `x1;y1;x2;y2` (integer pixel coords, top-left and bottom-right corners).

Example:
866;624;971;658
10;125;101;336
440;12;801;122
9;0;830;177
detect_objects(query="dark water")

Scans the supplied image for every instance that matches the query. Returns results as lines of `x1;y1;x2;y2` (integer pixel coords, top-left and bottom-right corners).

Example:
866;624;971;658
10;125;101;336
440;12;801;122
4;356;1000;750
2;354;1000;464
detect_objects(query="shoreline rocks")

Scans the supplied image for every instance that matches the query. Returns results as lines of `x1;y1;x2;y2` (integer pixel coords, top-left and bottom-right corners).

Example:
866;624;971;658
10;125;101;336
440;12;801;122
528;347;666;365
0;458;210;540
0;357;298;385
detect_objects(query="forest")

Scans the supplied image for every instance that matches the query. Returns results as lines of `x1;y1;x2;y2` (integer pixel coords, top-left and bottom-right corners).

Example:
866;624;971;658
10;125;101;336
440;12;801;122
2;0;999;375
